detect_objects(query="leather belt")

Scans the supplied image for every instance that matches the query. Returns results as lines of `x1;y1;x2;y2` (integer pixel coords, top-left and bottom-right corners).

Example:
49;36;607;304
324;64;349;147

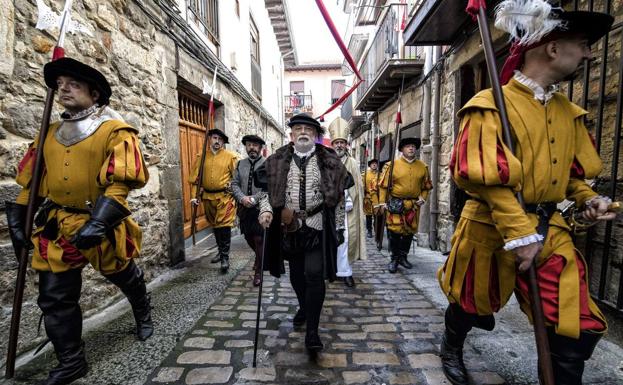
293;204;324;220
525;202;558;240
203;188;226;193
48;201;92;214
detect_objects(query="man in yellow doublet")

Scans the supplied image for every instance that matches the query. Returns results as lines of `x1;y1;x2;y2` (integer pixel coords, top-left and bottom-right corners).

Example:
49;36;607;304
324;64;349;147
190;128;239;273
6;58;152;384
362;158;379;238
437;6;616;385
378;137;431;273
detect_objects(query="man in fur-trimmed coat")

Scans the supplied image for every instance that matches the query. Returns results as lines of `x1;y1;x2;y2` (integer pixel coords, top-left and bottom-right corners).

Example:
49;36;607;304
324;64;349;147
257;113;349;352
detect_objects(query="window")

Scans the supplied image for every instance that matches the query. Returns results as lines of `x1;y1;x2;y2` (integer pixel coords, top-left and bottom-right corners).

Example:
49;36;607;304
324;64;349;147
250;17;260;65
250;16;261;98
188;0;219;46
331;79;346;104
290;81;304;94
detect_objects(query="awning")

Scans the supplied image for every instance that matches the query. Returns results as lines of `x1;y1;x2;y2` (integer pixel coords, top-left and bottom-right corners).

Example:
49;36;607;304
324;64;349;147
355;59;424;111
403;0;499;46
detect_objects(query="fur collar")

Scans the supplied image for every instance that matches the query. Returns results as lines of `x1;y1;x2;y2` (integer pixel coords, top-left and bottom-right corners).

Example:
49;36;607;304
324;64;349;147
265;143;348;209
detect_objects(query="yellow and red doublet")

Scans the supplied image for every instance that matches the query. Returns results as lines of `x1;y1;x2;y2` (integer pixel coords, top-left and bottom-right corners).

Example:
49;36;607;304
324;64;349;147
190;149;239;228
16;120;148;274
378;157;432;235
438;78;606;338
362;169;379;216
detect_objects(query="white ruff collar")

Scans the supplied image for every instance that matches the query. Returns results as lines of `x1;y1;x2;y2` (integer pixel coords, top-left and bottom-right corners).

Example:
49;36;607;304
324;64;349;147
294;146;315;158
514;71;558;104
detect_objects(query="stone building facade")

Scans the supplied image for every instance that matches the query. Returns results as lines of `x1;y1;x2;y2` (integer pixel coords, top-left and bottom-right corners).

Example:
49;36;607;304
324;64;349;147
0;0;288;355
342;0;623;320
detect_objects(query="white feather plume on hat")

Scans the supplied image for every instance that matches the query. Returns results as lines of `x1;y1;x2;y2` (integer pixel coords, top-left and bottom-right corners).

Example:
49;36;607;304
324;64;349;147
494;0;564;46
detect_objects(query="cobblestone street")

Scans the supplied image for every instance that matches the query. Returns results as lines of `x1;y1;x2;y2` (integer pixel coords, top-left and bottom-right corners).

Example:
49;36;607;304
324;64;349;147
146;239;506;385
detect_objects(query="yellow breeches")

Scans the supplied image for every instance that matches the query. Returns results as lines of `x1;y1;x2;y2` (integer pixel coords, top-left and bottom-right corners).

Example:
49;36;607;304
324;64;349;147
385;199;420;235
363;197;374;216
438;213;607;338
31;209;141;274
202;194;237;228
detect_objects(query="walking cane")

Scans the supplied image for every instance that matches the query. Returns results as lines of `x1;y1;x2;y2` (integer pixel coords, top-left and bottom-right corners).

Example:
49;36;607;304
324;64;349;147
252;228;268;368
467;2;554;383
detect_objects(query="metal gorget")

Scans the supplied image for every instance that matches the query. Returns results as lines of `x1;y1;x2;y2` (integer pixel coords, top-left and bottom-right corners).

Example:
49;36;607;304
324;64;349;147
55;105;125;146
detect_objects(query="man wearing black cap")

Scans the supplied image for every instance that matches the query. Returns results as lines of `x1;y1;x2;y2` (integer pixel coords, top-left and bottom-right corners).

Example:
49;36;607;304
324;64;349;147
190;129;239;274
257;113;349;352
438;3;616;384
362;158;379;238
230;134;266;286
6;58;153;384
378;137;431;274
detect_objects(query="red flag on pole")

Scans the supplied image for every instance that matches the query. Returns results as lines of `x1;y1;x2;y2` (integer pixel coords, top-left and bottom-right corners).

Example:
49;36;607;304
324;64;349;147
466;0;487;20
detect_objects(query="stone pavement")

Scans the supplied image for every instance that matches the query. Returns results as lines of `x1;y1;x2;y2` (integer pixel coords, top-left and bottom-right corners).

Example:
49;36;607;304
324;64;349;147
1;235;254;385
145;239;506;385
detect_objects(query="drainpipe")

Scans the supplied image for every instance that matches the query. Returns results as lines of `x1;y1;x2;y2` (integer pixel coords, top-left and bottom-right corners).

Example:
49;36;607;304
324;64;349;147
429;46;442;250
418;46;433;247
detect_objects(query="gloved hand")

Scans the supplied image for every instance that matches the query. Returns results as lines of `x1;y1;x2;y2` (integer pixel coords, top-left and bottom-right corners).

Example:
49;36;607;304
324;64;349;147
337;229;345;245
5;202;33;257
190;198;200;207
71;196;131;249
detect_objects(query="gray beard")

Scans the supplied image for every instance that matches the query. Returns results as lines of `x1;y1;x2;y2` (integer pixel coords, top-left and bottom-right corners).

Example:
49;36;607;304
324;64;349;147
335;149;345;157
294;141;314;153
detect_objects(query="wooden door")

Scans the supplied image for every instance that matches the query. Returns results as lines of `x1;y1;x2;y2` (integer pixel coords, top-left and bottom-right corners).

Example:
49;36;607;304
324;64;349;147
179;91;211;238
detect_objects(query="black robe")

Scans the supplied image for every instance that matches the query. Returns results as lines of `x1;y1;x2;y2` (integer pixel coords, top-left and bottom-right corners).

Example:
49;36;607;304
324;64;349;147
255;143;349;281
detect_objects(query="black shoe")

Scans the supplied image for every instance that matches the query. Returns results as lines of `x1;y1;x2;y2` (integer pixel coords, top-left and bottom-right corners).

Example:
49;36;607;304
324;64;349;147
105;262;154;341
440;334;469;385
134;293;154;342
366;230;373;238
344;276;355;288
220;257;230;274
210;254;221;264
398;256;413;269
40;341;89;385
388;258;399;274
293;309;306;327
305;330;323;352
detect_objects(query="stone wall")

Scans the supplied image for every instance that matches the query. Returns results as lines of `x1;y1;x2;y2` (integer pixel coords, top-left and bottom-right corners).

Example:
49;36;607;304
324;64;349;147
0;0;283;355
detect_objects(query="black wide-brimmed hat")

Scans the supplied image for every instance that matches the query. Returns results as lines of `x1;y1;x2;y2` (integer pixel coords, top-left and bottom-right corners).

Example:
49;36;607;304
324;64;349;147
208;128;229;144
44;58;112;105
546;10;613;46
287;113;325;135
242;134;265;146
399;137;421;151
368;158;379;166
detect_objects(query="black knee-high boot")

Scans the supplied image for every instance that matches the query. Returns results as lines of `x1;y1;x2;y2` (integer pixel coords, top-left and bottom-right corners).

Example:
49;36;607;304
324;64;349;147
210;228;223;263
215;227;231;273
104;260;154;341
387;231;400;273
548;328;602;385
440;304;475;385
397;234;414;269
366;215;373;238
38;270;88;385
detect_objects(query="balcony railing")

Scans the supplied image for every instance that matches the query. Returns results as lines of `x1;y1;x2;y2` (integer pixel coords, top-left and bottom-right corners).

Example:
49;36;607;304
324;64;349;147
284;94;313;115
251;60;262;99
358;6;424;99
359;6;399;97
